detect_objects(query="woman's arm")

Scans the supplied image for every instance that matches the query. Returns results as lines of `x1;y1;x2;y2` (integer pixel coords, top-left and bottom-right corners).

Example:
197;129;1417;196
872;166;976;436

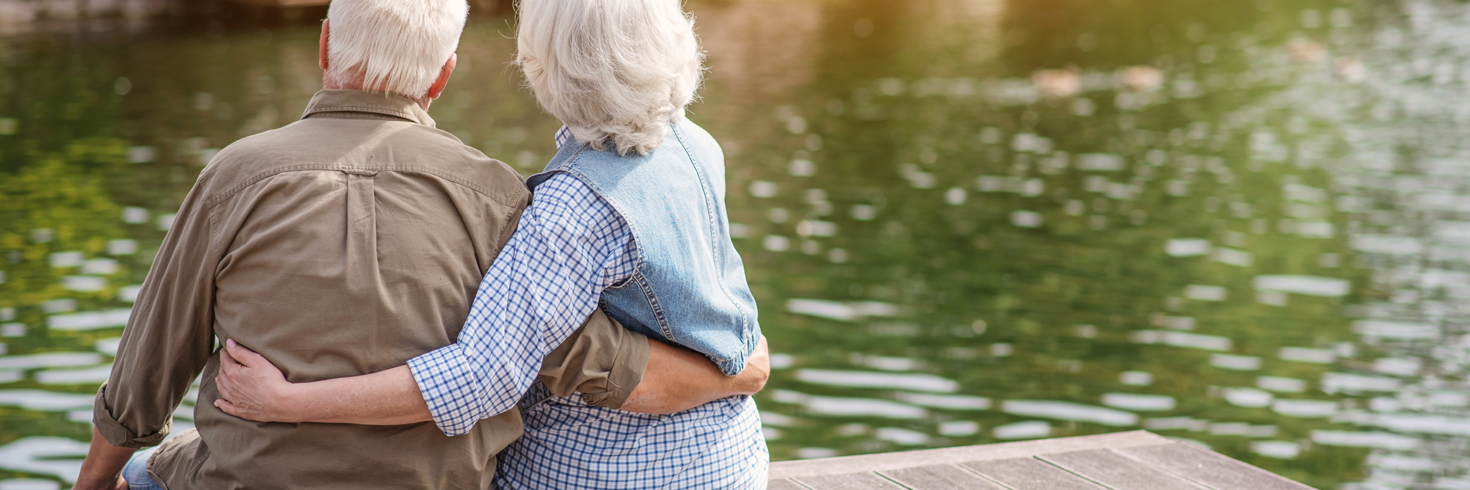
214;339;429;425
215;335;770;423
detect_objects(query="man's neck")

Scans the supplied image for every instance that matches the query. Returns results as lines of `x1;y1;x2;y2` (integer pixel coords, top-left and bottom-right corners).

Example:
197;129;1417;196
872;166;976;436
322;79;433;111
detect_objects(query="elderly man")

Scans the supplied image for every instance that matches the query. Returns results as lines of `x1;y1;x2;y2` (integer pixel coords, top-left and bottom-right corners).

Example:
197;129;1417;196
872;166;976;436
71;1;767;489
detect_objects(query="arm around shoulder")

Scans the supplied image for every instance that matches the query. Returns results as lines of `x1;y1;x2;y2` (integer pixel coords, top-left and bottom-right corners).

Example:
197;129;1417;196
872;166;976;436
620;335;769;414
538;309;651;408
539;310;769;414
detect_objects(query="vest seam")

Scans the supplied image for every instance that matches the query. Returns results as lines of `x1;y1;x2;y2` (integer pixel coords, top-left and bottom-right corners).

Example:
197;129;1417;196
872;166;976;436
668;122;753;347
632;273;676;342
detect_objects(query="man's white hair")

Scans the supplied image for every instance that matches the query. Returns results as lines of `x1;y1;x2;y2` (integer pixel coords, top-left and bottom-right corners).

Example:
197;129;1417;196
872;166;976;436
327;0;469;99
516;0;705;156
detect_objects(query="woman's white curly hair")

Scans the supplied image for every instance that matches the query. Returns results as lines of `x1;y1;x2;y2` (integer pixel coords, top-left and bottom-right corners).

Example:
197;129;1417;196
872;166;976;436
516;0;705;156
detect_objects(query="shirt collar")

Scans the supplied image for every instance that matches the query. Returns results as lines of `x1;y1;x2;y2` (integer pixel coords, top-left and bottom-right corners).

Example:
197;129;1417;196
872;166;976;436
300;89;437;128
553;125;575;149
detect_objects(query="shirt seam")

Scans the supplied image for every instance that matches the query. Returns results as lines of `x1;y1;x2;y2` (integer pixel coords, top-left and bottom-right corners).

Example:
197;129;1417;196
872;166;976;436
545;149;644;290
202;165;524;211
494;200;522;257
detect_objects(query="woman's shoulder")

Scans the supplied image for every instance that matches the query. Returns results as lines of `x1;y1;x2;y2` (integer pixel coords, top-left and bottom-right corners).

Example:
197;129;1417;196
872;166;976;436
672;118;717;146
665;118;724;171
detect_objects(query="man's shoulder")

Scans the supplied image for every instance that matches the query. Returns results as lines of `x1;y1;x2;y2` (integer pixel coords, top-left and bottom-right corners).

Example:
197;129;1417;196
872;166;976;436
202;120;531;208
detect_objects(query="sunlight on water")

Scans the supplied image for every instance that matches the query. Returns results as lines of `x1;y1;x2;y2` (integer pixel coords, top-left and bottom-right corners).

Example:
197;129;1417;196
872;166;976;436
5;0;1470;487
793;369;958;392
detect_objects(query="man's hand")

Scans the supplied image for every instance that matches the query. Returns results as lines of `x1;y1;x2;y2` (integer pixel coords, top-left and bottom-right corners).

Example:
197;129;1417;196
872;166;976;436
737;335;771;394
214;339;301;423
72;473;127;490
72;472;127;490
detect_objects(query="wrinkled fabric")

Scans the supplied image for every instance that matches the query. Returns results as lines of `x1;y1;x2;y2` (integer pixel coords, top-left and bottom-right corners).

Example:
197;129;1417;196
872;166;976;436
411;122;767;488
94;89;648;490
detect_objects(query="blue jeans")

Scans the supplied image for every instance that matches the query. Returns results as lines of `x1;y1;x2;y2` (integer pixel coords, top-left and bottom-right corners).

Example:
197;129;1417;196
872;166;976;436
121;447;163;490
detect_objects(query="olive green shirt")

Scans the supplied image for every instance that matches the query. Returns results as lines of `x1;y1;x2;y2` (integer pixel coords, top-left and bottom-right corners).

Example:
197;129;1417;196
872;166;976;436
92;89;650;490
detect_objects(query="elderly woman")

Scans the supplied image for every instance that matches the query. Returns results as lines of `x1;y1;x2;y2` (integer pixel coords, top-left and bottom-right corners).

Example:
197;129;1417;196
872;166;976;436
213;0;768;487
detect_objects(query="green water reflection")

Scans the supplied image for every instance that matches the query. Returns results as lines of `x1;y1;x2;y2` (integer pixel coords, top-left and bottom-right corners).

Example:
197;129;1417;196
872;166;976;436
1;0;1460;488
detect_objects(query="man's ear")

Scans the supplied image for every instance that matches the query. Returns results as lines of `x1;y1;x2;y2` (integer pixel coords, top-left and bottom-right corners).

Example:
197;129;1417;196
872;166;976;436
427;53;457;100
319;19;330;71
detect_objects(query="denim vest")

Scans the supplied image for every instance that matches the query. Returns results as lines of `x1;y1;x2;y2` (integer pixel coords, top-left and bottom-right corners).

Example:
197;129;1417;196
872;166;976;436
527;119;760;375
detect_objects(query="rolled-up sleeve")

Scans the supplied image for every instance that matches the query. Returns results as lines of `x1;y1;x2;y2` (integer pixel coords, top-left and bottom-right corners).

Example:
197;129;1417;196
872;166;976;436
406;174;637;436
93;382;170;448
94;185;220;448
538;309;650;409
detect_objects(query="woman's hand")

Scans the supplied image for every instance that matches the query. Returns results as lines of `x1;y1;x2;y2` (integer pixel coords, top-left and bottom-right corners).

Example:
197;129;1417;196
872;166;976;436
212;340;430;425
214;339;302;423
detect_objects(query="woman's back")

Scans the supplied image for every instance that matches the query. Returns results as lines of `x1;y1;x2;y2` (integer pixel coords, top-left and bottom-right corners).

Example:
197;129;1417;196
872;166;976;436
504;1;767;484
501;120;767;488
526;119;761;375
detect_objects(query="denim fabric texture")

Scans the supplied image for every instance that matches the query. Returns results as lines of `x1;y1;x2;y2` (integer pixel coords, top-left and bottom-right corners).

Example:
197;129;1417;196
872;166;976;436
493;123;768;488
122;447;162;490
409;120;767;487
529;119;762;375
407;174;638;435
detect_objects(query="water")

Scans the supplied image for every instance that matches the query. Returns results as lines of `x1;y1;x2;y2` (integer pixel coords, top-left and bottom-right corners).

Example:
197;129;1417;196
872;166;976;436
0;0;1467;487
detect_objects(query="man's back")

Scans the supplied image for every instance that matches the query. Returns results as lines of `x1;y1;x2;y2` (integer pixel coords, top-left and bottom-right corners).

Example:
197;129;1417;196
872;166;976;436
100;90;533;489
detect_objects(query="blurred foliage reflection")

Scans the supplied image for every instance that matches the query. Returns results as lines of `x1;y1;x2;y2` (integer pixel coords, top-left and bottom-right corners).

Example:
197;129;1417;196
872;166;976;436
3;0;1467;488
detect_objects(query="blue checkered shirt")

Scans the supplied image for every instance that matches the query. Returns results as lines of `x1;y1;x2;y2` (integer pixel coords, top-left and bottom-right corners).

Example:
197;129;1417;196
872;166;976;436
408;127;767;488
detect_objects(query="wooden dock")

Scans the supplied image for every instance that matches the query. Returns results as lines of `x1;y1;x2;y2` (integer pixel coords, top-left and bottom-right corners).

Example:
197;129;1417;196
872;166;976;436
768;431;1313;489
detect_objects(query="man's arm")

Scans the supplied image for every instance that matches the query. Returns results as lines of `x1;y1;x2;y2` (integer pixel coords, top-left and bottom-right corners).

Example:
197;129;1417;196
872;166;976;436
622;335;769;414
83;181;220;485
72;428;133;490
538;309;769;412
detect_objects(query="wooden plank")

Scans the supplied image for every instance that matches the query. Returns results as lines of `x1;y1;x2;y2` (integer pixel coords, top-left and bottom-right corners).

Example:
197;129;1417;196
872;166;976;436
961;457;1106;490
771;431;1173;479
768;479;812;490
1118;443;1314;490
1040;449;1207;490
880;463;1008;490
795;472;907;490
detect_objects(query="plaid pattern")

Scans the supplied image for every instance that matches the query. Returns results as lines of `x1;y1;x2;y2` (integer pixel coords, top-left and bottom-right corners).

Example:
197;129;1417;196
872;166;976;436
498;384;768;489
554;126;576;148
406;171;637;436
409;126;767;487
